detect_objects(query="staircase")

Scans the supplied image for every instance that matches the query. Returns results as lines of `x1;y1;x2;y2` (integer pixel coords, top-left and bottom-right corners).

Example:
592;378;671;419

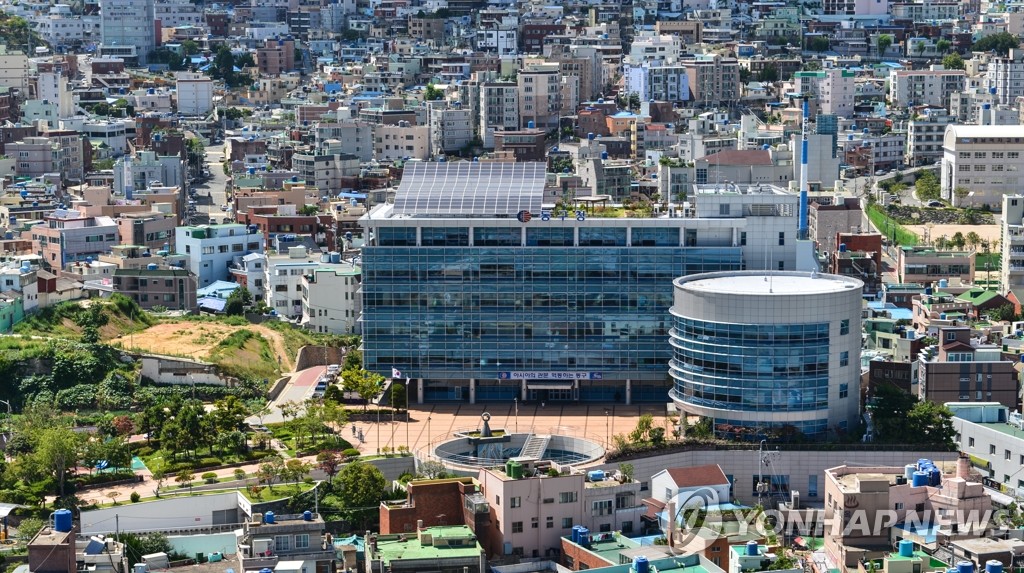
519;434;551;459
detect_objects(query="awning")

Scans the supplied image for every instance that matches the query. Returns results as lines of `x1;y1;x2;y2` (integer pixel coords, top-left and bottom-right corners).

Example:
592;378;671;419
526;382;574;390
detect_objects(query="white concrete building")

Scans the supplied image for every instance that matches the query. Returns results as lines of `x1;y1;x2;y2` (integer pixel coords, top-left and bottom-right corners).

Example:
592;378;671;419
34;5;86;47
264;246;319;319
518;62;562;130
374;122;430;161
154;0;203;28
624;63;690;103
175;224;265;288
889;66;966;109
649;464;731;505
301;264;361;334
628;34;683;64
1001;194;1024;289
175;73;213;116
36;70;75;118
793;69;855;118
986;49;1024;106
82;121;129;156
99;0;156;65
0;46;30;92
906;109;954;167
131;88;173;114
428;105;474;155
480;81;519;149
941;124;1024;207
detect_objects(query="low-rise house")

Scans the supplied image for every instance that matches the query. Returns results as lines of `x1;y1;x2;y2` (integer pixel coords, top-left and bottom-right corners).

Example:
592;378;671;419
918;327;1019;410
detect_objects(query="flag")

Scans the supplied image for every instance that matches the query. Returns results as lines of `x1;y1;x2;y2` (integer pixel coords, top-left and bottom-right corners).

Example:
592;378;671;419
392;367;402;378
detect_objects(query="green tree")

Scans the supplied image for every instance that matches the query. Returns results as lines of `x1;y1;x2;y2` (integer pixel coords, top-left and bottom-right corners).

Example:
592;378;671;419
870;383;918;442
316;451;342;483
628;92;641;111
954;185;970;205
756;63;779;82
36;426;81;496
299;204;319;216
877;34;894;56
181;40;200;56
284;459;312;492
343;369;385;411
17;517;44;541
336;461;386;507
423;83;445;101
807;36;830;52
915;170;941;201
950;231;966;249
966;231;982;251
936;39;952;53
942;52;965;70
224;286;252;316
391;382;407;411
175;469;195;493
989;303;1018;322
972;32;1021;56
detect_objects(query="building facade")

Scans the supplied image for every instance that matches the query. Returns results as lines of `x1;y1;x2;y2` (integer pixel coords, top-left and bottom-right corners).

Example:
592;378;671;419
175;223;265;288
99;0;156;65
359;162;802;404
668;271;863;440
942;124;1024;207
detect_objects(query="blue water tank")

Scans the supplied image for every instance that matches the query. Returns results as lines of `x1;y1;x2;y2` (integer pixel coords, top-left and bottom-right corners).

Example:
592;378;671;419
148;87;155;95
839;243;847;252
986;561;1003;573
940;313;947;320
929;467;941;486
912;471;929;487
601;151;608;160
292;176;299;182
938;279;948;288
983;103;991;110
587;470;605;481
746;540;759;556
571;525;583;544
588;132;595;140
762;144;770;150
259;568;273;573
991;87;997;94
634;556;650;573
303;511;312;521
847;134;854;140
265;511;275;524
958;561;975;573
330;252;341;264
147;263;158;270
4;232;12;240
528;120;535;129
579;527;590;547
925;287;933;295
53;509;73;533
899;540;914;557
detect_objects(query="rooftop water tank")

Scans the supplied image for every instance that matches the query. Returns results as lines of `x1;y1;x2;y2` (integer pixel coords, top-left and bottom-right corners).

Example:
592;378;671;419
904;464;916;480
928;467;941;486
839;243;847;252
265;512;275;524
330;252;341;264
983;103;991;110
588;132;595;140
506;460;523;479
303;511;312;521
938;279;948;288
528;120;535;129
601;151;608;160
990;87;997;94
746;541;759;556
148;88;155;95
899;540;914;558
959;562;975;573
53;509;73;533
634;556;650;573
147;263;158;270
986;561;1003;573
578;527;591;548
587;470;605;481
912;471;929;487
571;525;583;544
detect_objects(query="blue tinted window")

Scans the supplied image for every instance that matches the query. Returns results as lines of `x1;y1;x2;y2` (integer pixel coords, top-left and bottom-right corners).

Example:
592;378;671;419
377;227;416;246
526;227;574;246
632;227;679;246
579;227;627;246
421;227;469;246
474;227;521;246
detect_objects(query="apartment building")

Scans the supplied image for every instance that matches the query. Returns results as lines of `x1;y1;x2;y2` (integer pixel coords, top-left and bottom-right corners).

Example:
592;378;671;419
255;37;296;76
175;73;214;116
518;62;562;130
314;120;374;162
8;134;85;182
906;109;954;167
98;0;155;65
300;264;361;334
290;152;360;192
31;209;118;269
235;512;335;573
824;458;989;573
366;526;487;573
35;5;86;47
655;20;703;43
116;212;176;251
175;224;265;288
1002;194;1024;289
986;49;1024;106
683;55;741;107
428;105;474;154
794;69;855;118
480;81;519;149
889;66;966;109
940;124;1024;207
374;122;430;161
477;462;643;559
918;327;1019;409
111;267;196;310
624;63;691;103
950;403;1024;491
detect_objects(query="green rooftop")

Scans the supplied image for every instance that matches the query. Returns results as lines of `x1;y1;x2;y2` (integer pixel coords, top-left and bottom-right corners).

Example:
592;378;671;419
566;532;640;565
370;526;482;566
956;289;1001;306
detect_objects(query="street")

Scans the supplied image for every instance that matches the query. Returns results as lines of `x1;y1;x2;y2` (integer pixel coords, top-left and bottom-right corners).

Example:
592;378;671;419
188;144;231;225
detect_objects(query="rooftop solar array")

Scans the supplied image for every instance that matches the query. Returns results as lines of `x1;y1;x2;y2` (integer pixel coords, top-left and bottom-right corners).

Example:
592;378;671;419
393;162;547;216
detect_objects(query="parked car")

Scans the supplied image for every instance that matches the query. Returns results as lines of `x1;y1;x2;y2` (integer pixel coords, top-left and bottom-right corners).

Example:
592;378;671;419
926;200;944;208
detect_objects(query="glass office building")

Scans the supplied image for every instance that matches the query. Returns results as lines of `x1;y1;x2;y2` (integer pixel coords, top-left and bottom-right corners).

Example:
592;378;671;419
668;271;863;439
360;163;804;404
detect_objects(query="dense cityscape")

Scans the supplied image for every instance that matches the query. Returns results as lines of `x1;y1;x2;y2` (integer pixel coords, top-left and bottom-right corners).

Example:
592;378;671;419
0;0;1021;572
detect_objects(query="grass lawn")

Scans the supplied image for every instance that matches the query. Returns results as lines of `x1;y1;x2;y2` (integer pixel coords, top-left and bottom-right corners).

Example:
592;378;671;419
266;423;351;457
867;204;919;246
134;445;278;473
241;482;316;502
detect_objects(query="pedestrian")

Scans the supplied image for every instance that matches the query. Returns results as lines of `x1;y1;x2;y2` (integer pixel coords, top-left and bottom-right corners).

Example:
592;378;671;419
351;424;356;436
541;401;546;409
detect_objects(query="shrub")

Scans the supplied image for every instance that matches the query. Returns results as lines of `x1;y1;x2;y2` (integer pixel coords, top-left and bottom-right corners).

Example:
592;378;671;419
134;445;155;457
201;472;218;484
130;492;141;503
341;448;360;458
197;457;222;468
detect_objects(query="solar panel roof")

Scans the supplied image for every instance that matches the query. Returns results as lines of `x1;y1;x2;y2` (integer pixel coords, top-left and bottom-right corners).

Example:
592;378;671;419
393;162;547;216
